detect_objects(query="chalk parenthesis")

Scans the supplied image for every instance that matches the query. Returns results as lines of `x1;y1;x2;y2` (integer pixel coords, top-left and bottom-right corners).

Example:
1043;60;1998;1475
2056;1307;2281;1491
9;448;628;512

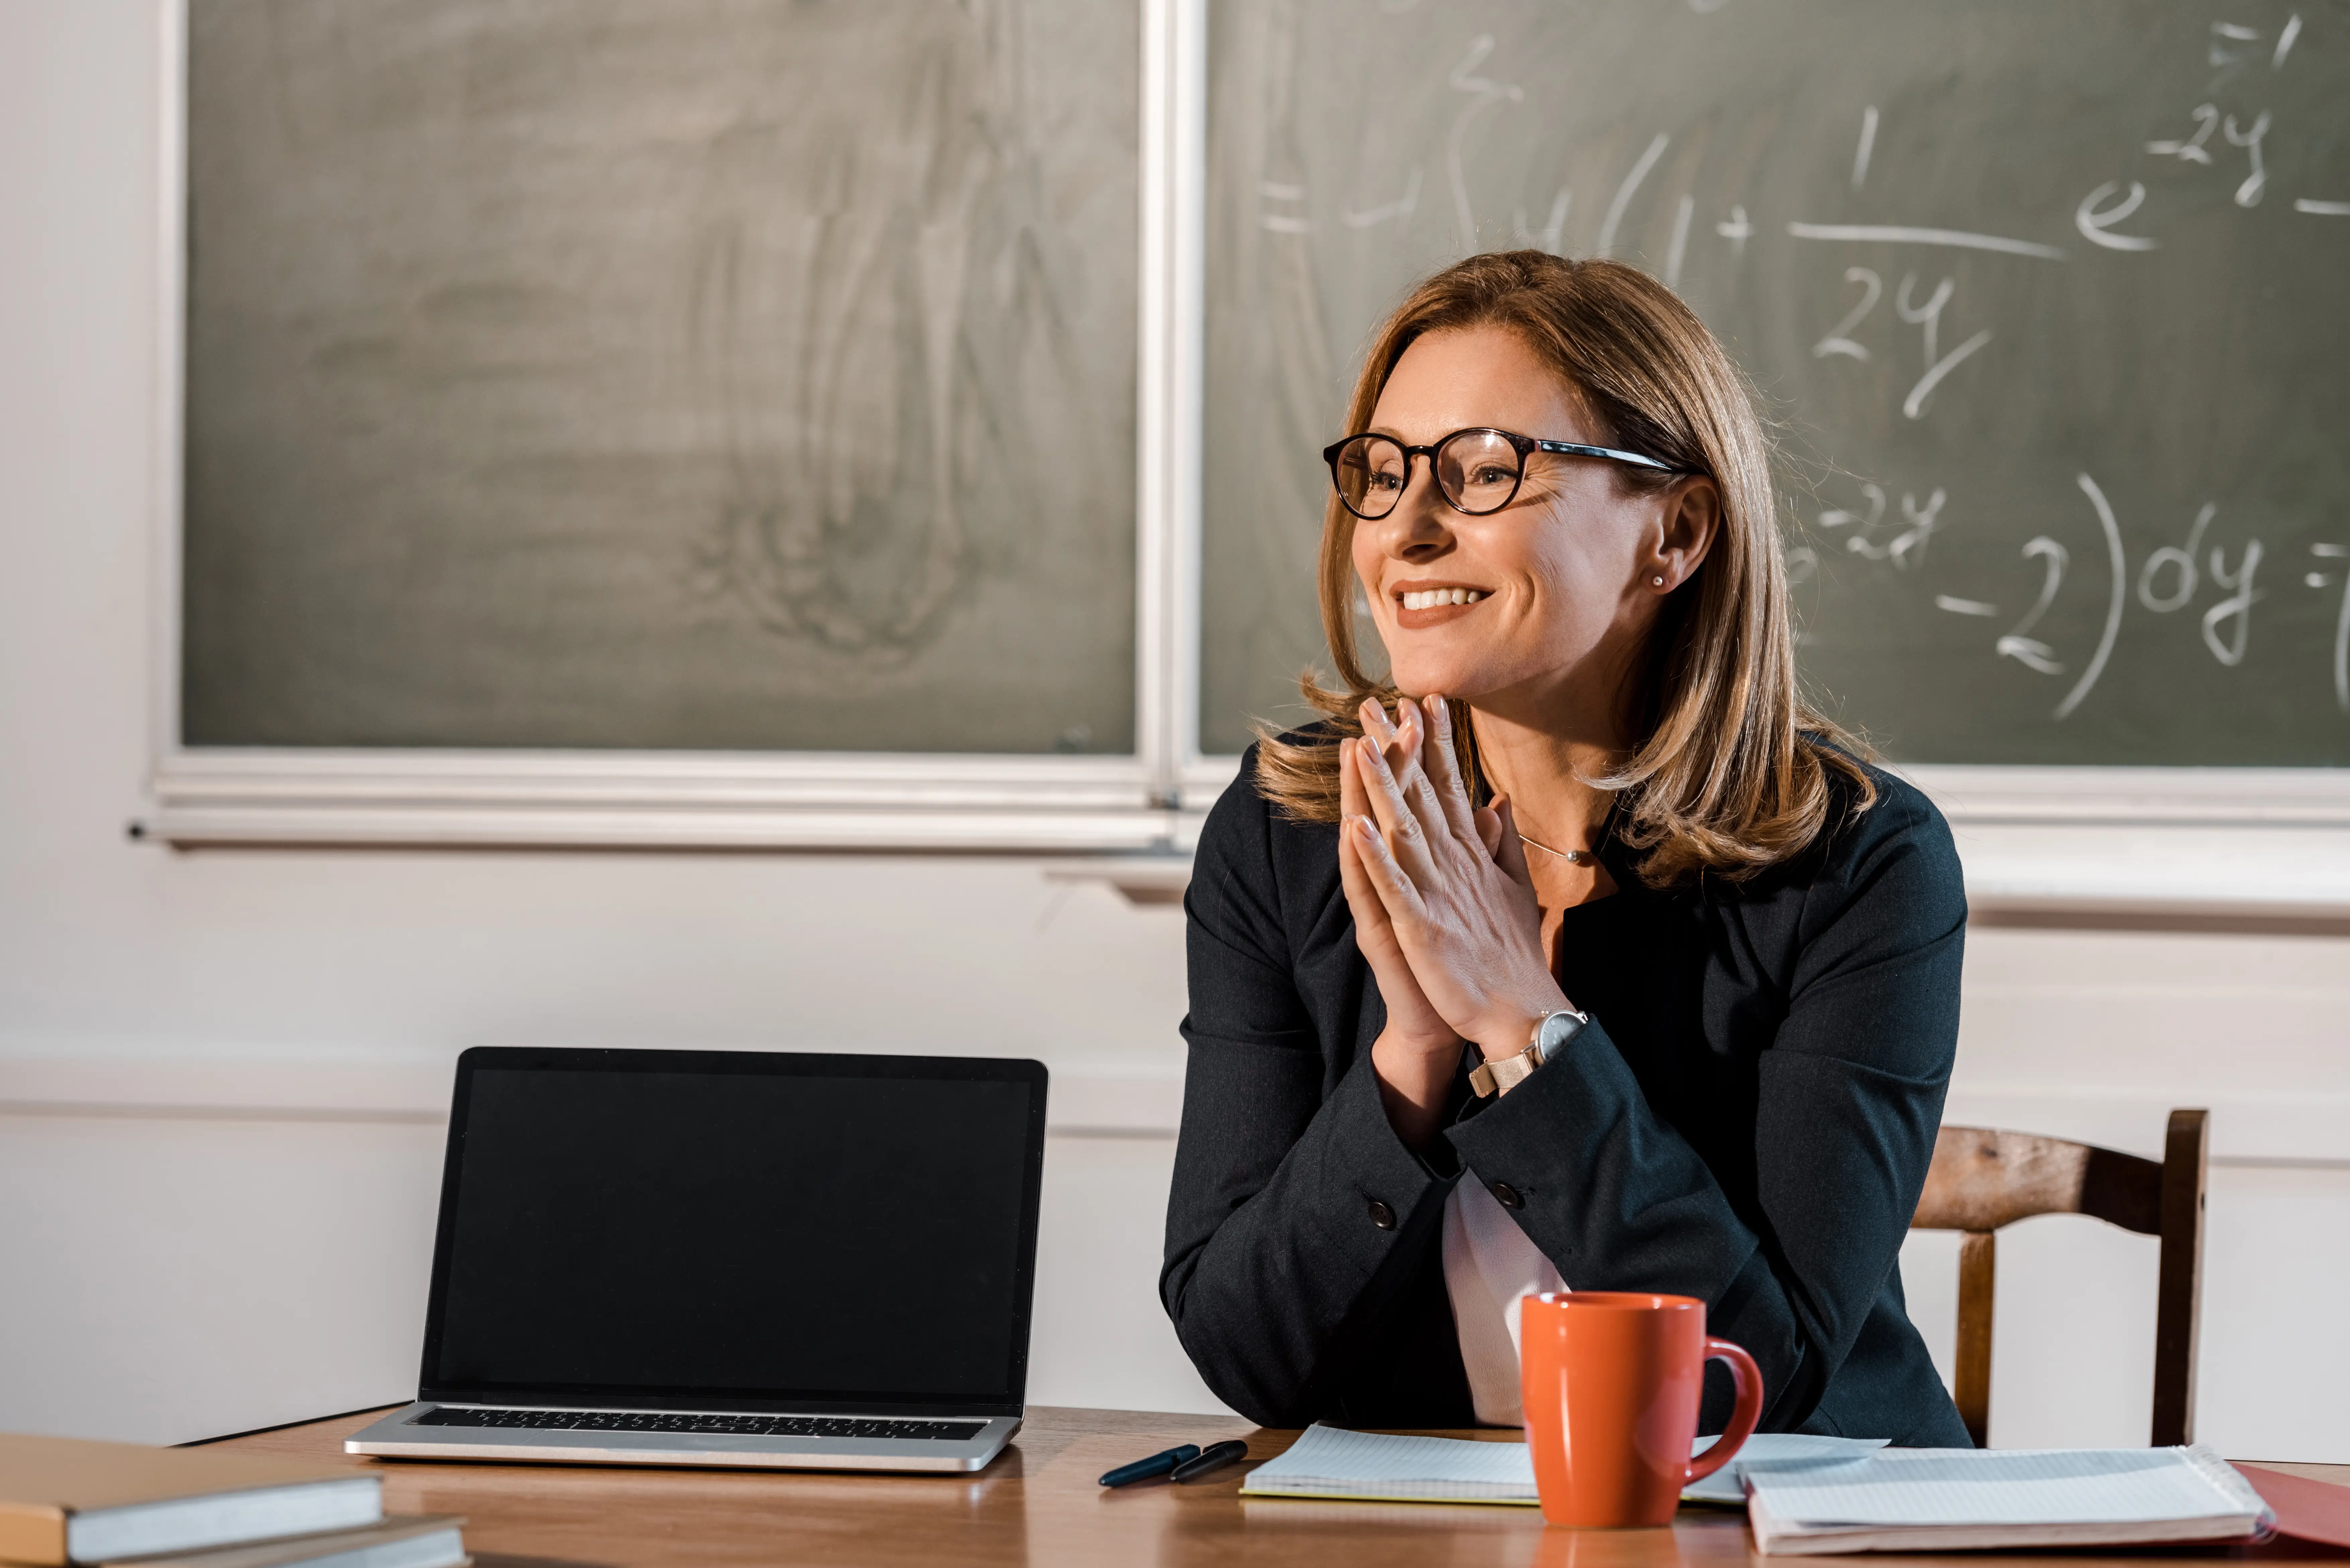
2076;181;2161;251
2054;474;2128;721
2334;565;2350;714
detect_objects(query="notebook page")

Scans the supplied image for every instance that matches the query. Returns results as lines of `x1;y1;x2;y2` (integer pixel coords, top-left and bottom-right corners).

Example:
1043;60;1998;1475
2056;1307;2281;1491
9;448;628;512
1683;1434;1887;1504
1749;1447;2259;1527
1245;1426;1893;1505
1242;1425;1536;1500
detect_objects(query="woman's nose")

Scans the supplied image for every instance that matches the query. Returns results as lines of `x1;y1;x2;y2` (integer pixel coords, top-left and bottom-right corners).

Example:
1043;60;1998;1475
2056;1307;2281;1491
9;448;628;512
1381;482;1454;556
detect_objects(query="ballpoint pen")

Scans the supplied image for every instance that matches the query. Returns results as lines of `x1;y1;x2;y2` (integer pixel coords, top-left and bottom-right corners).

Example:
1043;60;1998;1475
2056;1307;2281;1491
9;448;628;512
1170;1439;1249;1484
1099;1443;1201;1487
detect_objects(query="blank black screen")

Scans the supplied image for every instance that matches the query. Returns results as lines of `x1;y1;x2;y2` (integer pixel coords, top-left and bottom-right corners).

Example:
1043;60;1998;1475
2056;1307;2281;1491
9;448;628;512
430;1064;1036;1403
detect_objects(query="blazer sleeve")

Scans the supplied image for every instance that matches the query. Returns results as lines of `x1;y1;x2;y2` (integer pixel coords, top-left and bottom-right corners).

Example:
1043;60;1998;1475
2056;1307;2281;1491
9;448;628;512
1158;763;1461;1426
1445;784;1965;1432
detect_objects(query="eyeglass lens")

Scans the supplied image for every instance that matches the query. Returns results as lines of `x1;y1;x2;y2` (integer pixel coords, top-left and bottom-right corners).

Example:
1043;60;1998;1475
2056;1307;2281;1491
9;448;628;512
1330;430;1524;520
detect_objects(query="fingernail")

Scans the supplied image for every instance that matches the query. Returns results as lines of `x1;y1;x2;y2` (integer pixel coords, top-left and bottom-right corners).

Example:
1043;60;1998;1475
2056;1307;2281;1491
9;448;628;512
1353;815;1379;841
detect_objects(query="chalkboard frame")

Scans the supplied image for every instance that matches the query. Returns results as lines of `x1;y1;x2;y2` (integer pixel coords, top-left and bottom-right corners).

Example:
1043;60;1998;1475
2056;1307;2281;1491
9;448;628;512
147;0;1203;851
143;0;2350;922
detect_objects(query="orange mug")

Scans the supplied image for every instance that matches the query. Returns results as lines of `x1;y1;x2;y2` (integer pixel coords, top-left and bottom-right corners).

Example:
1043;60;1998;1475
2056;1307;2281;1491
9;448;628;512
1518;1291;1764;1528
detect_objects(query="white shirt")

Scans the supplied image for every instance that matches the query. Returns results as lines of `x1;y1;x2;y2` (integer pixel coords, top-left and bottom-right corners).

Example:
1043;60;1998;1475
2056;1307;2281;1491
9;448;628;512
1441;1176;1567;1426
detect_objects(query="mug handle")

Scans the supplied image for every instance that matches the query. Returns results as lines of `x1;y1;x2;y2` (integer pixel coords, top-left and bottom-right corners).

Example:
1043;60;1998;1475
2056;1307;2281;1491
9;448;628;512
1682;1337;1765;1483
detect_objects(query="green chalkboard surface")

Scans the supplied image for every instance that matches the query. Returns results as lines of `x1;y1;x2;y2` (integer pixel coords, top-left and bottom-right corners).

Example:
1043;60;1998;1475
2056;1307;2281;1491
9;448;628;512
1200;0;2350;765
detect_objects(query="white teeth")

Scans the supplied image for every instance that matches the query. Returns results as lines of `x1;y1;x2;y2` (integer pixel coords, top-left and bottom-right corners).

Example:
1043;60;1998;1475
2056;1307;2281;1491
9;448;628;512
1400;589;1485;610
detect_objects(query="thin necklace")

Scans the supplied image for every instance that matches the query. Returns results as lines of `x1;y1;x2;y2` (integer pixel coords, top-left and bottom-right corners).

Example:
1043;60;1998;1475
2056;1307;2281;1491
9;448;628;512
1517;831;1594;865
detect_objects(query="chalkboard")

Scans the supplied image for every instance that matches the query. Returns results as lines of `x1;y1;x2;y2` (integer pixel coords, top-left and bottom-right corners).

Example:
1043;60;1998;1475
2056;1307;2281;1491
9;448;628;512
182;0;1137;754
1199;0;2350;766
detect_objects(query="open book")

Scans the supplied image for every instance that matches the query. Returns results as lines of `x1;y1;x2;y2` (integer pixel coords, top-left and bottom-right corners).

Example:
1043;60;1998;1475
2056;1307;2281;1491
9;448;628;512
1744;1445;2275;1555
1238;1424;1884;1506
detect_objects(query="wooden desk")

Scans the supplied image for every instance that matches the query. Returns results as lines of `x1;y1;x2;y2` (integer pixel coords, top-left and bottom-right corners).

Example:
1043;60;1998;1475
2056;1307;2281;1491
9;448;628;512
205;1407;2350;1568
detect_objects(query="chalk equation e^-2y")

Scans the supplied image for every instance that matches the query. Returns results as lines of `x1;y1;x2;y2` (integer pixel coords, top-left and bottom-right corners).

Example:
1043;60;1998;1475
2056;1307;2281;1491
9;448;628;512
2085;13;2345;243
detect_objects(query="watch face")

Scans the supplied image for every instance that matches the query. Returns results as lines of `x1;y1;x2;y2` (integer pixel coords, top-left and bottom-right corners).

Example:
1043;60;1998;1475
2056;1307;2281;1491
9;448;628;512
1537;1010;1588;1056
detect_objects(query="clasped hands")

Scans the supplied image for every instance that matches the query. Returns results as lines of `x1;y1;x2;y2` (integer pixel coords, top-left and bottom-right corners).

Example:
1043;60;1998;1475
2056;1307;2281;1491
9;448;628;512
1338;695;1573;1140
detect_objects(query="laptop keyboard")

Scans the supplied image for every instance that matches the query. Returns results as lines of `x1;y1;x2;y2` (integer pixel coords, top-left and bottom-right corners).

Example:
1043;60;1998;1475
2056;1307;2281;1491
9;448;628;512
416;1408;987;1441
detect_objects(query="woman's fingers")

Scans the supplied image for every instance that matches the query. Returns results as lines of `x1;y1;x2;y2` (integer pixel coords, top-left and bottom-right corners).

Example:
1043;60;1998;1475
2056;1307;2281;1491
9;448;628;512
1340;741;1409;933
1338;744;1381;903
1417;695;1483;847
1358;695;1410;770
1340;800;1464;1051
1349;728;1402;841
1388;697;1423;773
1362;698;1456;874
1348;813;1429;925
1335;791;1384;926
1390;699;1462;854
1473;804;1505;860
1353;710;1441;885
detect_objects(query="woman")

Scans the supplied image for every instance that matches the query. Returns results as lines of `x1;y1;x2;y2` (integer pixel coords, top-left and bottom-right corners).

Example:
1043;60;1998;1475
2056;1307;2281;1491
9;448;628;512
1161;252;1969;1446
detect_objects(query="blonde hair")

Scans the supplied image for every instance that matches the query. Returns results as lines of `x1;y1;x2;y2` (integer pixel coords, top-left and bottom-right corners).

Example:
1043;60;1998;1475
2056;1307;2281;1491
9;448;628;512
1253;251;1873;887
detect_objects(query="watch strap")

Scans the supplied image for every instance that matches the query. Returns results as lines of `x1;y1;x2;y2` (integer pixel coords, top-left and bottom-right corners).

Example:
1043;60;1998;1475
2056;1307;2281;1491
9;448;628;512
1468;1008;1589;1098
1467;1044;1541;1099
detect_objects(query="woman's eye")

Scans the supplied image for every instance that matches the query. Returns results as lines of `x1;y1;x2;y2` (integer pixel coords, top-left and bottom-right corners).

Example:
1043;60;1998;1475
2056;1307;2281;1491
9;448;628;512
1471;465;1513;485
1368;471;1404;492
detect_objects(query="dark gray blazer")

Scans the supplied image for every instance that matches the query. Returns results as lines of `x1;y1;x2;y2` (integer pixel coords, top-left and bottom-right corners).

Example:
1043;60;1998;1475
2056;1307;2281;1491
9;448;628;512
1161;733;1971;1446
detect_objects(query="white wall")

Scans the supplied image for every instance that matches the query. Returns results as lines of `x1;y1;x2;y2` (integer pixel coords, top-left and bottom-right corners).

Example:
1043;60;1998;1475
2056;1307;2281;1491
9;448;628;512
0;0;1219;1439
5;1;2346;1455
1907;923;2350;1459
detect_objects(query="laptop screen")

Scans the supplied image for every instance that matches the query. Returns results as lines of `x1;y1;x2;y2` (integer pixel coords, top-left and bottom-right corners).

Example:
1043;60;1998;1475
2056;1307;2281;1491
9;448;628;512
418;1048;1048;1415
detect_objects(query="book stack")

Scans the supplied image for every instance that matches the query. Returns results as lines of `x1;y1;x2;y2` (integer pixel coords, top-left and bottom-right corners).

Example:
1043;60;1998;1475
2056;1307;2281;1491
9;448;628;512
0;1433;464;1568
1740;1444;2276;1555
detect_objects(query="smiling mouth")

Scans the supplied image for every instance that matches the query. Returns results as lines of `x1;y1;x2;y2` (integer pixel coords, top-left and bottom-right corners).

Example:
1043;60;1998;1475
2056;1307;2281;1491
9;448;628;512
1390;584;1492;629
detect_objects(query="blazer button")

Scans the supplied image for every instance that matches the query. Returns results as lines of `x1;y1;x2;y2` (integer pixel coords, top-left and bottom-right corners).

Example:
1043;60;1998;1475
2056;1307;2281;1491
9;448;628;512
1491;1181;1524;1210
1367;1199;1397;1230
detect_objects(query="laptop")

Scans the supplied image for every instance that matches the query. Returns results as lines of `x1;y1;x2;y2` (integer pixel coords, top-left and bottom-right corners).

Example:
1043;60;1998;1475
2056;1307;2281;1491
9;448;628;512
348;1046;1048;1473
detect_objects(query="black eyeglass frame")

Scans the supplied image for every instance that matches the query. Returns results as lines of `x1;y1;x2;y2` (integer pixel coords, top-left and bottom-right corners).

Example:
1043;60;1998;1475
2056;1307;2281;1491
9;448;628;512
1320;427;1690;521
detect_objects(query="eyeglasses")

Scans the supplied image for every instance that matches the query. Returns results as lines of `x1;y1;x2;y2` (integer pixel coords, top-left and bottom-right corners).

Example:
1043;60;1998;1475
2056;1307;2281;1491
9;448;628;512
1321;427;1687;522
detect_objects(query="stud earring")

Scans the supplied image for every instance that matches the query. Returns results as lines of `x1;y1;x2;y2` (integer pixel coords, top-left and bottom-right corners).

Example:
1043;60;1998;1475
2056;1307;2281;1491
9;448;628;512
1651;574;1666;587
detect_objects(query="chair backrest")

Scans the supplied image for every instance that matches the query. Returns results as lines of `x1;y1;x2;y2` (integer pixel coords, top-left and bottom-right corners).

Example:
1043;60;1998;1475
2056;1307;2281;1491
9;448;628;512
1909;1109;2208;1448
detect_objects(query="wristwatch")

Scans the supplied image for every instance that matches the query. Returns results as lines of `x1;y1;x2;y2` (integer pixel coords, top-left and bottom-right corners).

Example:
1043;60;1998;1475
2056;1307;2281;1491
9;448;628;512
1468;1007;1590;1099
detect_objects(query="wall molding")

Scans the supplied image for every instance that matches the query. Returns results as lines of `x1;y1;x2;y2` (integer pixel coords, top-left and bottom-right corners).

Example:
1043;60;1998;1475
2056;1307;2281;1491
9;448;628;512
9;1058;2346;1163
0;1055;1185;1139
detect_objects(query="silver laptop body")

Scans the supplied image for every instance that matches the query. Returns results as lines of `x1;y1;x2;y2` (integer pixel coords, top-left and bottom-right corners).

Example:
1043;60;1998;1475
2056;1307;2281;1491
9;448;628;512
350;1047;1048;1474
347;1403;1018;1473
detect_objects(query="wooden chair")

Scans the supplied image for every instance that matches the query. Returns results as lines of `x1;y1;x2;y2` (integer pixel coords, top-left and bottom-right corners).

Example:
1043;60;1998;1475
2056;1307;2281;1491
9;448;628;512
1909;1109;2209;1448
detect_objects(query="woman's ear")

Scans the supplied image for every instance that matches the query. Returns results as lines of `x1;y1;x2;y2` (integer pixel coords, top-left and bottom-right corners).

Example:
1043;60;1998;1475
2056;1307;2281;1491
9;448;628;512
1645;476;1721;592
